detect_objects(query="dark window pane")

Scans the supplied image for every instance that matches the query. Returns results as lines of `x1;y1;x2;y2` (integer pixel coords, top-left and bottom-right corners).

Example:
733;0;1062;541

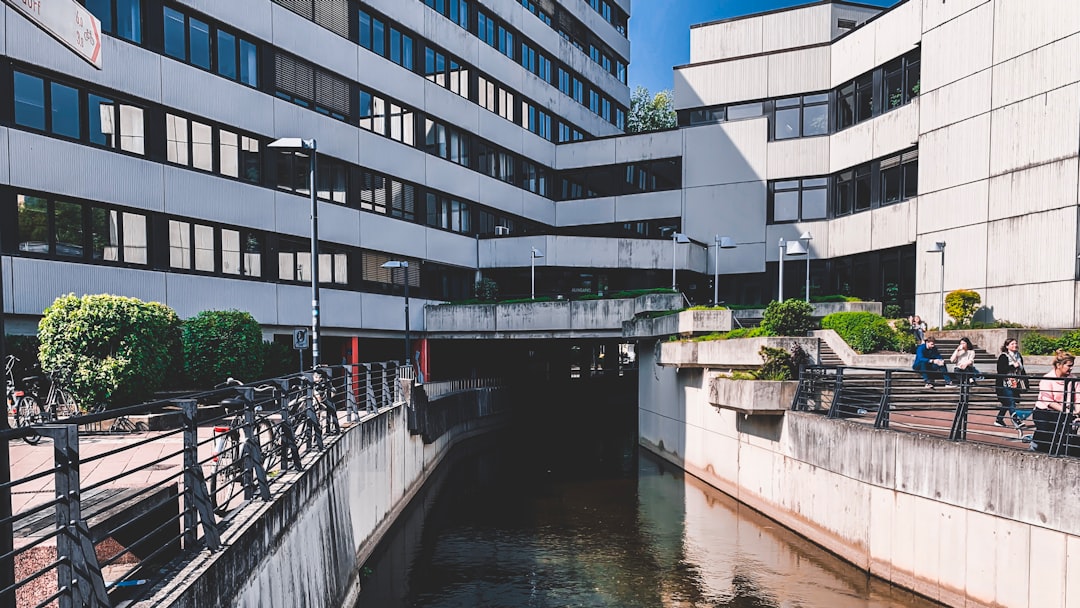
163;7;186;60
882;165;902;203
773;190;799;222
88;94;115;146
907;60;921;99
904;162;919;198
218;30;237;79
243;232;263;277
54;201;84;258
855;172;872;210
50;82;80;138
372;18;385;56
116;0;142;44
856;79;873;123
13;72;46;129
837;84;854;129
86;0;113;34
774;107;800;139
884;68;904;110
189;17;211;69
239;40;258;86
90;207;118;261
16;195;49;253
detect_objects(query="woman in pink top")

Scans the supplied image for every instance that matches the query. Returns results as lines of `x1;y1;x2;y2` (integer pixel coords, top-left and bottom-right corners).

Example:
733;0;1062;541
1031;350;1076;452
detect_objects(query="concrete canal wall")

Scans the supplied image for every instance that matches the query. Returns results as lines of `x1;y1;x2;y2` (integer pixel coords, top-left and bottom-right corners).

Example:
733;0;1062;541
637;344;1080;608
141;390;507;608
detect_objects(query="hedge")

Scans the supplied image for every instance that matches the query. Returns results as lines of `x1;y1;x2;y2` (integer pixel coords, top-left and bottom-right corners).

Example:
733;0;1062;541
182;310;264;388
821;311;898;354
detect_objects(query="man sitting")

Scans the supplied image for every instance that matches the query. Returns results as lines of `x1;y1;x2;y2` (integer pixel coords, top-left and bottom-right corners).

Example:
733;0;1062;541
912;336;955;388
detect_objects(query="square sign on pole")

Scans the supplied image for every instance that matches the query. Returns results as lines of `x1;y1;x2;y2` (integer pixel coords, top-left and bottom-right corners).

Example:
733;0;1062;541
293;328;310;350
5;0;103;69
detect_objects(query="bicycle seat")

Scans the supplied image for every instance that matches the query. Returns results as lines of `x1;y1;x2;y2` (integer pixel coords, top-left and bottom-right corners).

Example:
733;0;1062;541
219;397;247;412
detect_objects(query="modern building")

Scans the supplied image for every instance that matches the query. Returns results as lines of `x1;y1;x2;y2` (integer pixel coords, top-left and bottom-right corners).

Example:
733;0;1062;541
2;0;1080;375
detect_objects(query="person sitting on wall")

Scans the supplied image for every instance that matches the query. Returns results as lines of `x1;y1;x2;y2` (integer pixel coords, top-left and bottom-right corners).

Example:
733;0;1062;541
1030;350;1076;453
912;336;955;389
910;315;927;344
949;337;983;385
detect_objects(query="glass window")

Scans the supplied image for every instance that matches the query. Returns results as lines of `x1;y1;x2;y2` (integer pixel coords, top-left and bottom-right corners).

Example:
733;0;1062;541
50;83;80;138
191;121;213;171
217;30;237;80
222;229;240;275
194;224;214;271
169;220;191;269
773;189;799;222
802;181;828;219
239;40;258;87
774;106;800;140
16;195;49;253
163;7;186;59
803;103;829;136
91;207;119;261
219;130;239;177
727;102;763;120
13;72;46;130
189;17;211;69
243;232;263;277
854;166;872;211
88;94;114;146
122;212;147;264
54;201;84;258
115;0;143;44
166;114;189;165
241;136;260;183
119;105;145;154
86;0;113;34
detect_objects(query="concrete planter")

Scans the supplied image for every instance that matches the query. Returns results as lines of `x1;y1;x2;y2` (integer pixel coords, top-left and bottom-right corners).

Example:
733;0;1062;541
622;309;733;338
732;301;882;323
659;337;819;368
709;376;798;415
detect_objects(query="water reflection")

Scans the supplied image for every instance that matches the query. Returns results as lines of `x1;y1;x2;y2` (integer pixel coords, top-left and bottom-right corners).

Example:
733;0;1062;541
356;439;940;608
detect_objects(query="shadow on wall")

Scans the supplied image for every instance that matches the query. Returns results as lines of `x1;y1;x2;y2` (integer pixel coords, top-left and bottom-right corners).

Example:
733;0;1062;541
736;413;784;442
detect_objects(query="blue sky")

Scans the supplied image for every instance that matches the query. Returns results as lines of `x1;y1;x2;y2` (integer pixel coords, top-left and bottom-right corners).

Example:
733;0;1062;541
628;0;897;96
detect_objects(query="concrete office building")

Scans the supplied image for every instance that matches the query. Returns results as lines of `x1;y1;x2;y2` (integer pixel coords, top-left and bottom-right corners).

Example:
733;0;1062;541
2;0;1079;372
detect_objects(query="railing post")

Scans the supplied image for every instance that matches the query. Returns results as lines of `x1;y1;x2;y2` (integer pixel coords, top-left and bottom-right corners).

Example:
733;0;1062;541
949;380;970;441
304;378;325;452
826;367;845;419
238;388;270;501
275;379;302;471
365;364;376;413
874;370;892;429
0;425;14;608
39;424;108;608
179;400;220;551
383;365;392;409
345;366;359;422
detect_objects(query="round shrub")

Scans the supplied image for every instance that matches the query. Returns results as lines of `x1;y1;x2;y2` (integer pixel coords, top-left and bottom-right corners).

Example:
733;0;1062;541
945;289;982;326
182;310;264;388
38;294;181;409
760;299;814;336
883;304;903;320
821;311;897;354
1020;332;1058;356
891;329;918;354
1054;330;1080;355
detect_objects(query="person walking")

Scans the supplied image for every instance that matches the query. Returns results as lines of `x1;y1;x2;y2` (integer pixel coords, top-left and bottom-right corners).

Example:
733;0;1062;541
994;338;1029;428
912;336;954;388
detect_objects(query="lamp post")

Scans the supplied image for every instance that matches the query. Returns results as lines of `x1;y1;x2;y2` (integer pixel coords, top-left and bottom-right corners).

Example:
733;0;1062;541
799;231;813;303
269;138;319;366
713;235;735;307
672;232;690;291
778;238;786;301
927;241;946;330
784;238;808;302
530;247;544;300
382;261;411;365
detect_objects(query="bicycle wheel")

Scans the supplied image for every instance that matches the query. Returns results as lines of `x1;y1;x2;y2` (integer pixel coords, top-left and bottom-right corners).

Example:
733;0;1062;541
134;421;149;432
17;396;42;445
254;419;279;472
210;431;241;515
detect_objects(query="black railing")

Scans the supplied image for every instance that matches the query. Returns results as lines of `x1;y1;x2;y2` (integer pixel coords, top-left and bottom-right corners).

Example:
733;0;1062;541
793;365;1080;456
1;362;407;608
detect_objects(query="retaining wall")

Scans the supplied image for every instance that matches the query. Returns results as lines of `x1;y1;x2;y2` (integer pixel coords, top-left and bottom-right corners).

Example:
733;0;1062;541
637;344;1080;608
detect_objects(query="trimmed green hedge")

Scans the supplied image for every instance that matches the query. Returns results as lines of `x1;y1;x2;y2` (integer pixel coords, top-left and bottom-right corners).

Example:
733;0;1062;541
821;311;909;354
1023;330;1080;356
182;310;264;387
760;299;814;336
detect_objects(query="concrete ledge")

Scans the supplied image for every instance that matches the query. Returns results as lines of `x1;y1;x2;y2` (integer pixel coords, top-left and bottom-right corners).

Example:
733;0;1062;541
623;309;733;338
732;301;883;323
659;337;820;369
708;376;796;415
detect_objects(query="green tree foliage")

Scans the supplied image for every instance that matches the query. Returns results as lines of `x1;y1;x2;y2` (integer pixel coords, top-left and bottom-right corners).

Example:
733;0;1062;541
38;294;181;409
475;277;499;302
182;310;264;387
821;312;917;354
760;299;814;336
945;289;982;326
260;340;296;378
626;86;676;133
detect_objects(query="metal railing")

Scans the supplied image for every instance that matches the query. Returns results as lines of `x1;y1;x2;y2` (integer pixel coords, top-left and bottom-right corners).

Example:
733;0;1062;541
1;362;407;608
793;365;1080;456
421;377;501;401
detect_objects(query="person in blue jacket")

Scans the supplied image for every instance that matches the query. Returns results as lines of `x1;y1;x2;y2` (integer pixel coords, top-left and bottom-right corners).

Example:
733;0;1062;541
912;336;955;388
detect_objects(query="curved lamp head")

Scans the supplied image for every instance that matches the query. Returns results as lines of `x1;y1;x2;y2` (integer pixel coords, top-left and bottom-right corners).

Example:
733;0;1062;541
926;241;946;254
785;240;808;256
715;236;736;249
673;232;690;244
799;231;812;241
531;247;544;259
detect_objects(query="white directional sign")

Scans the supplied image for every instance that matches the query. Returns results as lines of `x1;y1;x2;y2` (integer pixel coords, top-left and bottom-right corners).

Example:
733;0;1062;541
6;0;103;69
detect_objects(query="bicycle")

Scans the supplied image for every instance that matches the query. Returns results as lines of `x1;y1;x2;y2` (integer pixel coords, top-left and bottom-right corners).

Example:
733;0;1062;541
6;355;44;445
209;379;283;515
39;368;80;420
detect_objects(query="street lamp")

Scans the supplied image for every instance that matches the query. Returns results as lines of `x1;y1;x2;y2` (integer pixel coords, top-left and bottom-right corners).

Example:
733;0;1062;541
799;231;813;303
927;241;946;330
530;247;544;300
672;232;690;291
269;137;319;366
381;260;411;365
713;236;736;307
783;238;808;302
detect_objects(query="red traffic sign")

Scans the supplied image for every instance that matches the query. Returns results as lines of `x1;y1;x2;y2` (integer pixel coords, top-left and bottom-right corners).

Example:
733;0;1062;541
6;0;103;69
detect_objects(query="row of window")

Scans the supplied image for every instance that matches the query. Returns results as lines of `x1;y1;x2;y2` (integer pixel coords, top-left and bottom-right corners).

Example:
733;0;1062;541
682;49;921;141
768;149;919;223
3;191;477;298
557;159;682;201
162;6;257;87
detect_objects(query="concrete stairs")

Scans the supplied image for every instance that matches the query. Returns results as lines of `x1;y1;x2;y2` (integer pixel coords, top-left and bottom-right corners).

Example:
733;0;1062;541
818;341;844;366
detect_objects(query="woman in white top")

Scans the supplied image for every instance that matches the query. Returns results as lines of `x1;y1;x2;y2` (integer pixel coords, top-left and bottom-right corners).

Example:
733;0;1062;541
949;337;982;385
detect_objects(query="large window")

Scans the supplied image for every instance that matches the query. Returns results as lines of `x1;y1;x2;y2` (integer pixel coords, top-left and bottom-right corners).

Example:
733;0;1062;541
275;151;348;204
773;94;829;140
166;113;261;182
881;150;919;204
278;238;348;285
770;178;828;223
883;52;921;111
170;219;264;277
836;49;920;130
15;194;147;264
424;47;469;98
163;6;258;87
273;52;351;121
12;71;145;154
84;0;142;44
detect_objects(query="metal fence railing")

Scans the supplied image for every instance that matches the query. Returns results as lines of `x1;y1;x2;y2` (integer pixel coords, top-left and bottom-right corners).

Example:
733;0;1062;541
421;377;501;401
1;362;407;608
793;365;1080;457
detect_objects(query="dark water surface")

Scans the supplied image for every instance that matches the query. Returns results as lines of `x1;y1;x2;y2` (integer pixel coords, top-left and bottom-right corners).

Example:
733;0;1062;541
354;431;941;608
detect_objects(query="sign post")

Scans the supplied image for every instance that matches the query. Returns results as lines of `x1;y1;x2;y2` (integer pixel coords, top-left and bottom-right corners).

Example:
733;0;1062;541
293;328;309;373
5;0;103;69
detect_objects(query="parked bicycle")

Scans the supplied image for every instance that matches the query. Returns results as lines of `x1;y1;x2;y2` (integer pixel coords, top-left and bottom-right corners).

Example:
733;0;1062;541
209;379;285;515
5;355;42;445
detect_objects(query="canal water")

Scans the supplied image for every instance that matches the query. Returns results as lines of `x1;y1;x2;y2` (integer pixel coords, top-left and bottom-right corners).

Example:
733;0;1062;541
354;415;942;607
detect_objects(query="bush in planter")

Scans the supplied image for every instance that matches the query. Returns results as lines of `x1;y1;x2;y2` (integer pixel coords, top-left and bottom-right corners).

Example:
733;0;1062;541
883;304;903;319
182;310;264;388
39;294;181;409
945;289;981;326
475;278;499;302
1021;332;1057;356
754;343;811;381
760;299;814;336
821;311;896;354
891;329;919;354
